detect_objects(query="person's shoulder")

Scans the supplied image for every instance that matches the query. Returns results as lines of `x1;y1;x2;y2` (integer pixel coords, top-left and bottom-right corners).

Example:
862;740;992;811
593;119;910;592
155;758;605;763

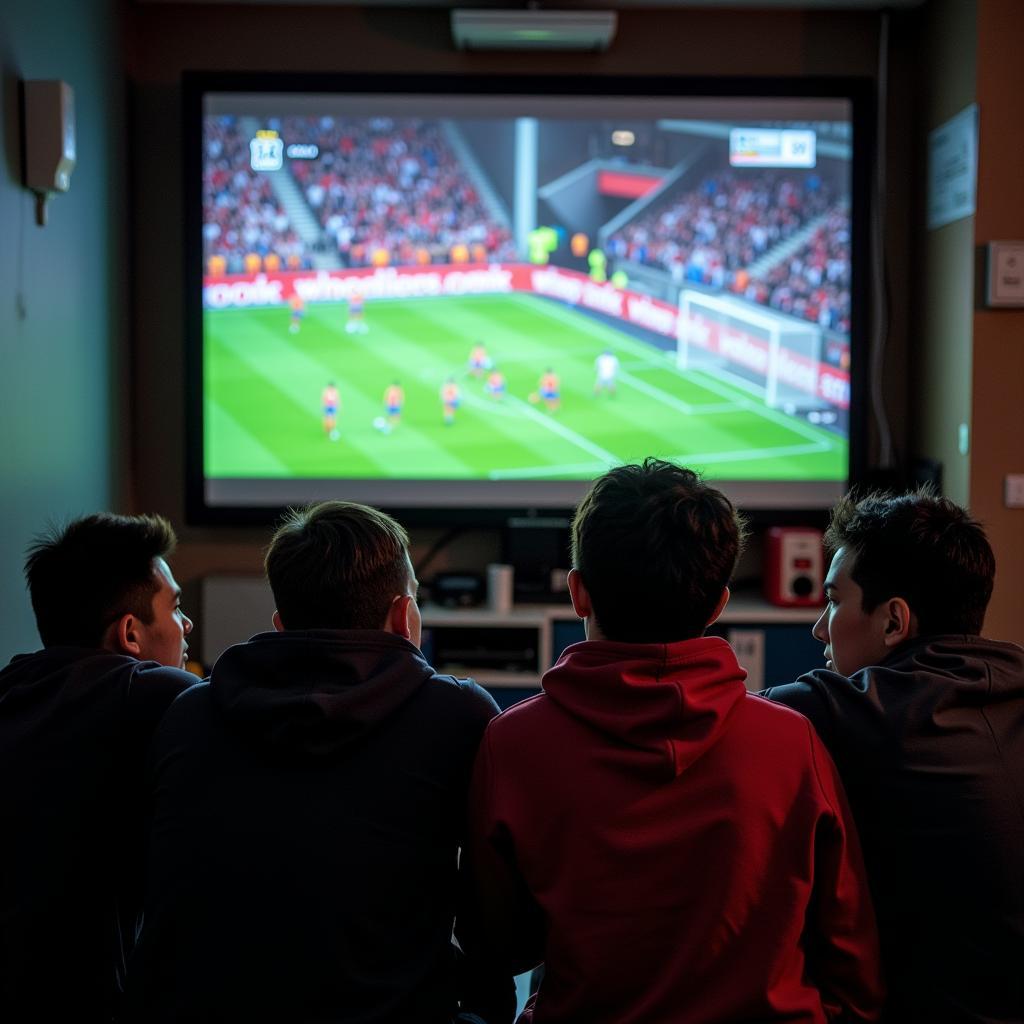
481;691;550;739
0;647;133;703
427;672;501;719
744;688;822;728
150;679;214;736
161;676;210;707
125;664;205;723
734;691;843;794
130;660;201;685
916;634;1024;678
467;692;552;766
127;661;200;698
41;649;191;700
760;668;880;749
761;670;852;714
725;690;826;762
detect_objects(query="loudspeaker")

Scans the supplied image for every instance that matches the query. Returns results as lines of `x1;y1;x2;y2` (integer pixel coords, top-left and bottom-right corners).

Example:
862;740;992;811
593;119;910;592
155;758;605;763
763;528;824;608
504;517;571;605
22;79;76;225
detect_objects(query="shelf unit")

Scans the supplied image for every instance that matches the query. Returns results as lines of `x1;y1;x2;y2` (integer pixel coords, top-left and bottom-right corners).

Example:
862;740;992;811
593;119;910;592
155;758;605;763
420;594;822;696
200;576;824;701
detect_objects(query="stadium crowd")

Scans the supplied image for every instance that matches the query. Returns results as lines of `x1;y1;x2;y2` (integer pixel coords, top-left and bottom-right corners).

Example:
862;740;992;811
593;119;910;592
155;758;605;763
607;171;851;334
738;207;851;335
203;117;309;273
285;116;516;267
202;118;852;337
202;116;515;273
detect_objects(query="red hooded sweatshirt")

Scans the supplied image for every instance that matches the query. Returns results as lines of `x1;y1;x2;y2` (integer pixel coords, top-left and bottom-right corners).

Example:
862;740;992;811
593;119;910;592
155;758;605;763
464;636;883;1023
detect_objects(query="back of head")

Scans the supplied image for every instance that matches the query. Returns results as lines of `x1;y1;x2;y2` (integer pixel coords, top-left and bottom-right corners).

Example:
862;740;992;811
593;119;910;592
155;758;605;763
25;513;177;648
826;490;995;635
266;501;410;631
571;459;747;643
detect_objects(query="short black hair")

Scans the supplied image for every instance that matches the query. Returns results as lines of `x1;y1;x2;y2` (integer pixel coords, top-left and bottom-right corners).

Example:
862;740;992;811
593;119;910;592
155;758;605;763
571;459;747;643
265;501;411;631
825;490;995;635
25;513;177;648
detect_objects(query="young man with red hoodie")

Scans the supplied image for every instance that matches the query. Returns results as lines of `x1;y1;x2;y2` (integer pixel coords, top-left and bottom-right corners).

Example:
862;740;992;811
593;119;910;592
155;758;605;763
463;459;884;1023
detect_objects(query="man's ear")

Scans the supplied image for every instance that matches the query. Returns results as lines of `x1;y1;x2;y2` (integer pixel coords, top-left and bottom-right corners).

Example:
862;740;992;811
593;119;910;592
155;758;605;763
567;568;591;620
706;586;731;628
385;595;413;640
108;613;142;657
882;597;915;648
272;611;284;633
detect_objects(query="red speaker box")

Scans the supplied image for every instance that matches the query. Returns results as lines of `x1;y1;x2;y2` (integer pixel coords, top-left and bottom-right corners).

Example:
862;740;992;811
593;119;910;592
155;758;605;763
763;527;825;608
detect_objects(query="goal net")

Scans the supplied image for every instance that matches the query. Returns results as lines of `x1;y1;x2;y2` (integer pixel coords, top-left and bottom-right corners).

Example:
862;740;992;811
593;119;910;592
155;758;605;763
676;289;824;412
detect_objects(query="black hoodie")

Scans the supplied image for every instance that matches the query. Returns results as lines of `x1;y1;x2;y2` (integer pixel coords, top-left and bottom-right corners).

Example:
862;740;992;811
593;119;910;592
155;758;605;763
763;635;1024;1024
0;647;194;1022
125;629;503;1023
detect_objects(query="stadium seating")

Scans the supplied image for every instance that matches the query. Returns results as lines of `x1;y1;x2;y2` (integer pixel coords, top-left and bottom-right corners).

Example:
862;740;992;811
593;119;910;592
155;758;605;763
285;117;516;267
607;171;850;333
753;208;851;335
203;117;308;273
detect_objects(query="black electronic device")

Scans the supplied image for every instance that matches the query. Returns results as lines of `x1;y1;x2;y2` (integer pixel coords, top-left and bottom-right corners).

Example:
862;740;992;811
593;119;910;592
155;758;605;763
505;516;572;604
430;571;486;608
429;626;540;675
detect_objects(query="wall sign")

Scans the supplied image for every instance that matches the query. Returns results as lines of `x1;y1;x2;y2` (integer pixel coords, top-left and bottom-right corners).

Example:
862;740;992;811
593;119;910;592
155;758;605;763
986;241;1024;308
928;103;978;230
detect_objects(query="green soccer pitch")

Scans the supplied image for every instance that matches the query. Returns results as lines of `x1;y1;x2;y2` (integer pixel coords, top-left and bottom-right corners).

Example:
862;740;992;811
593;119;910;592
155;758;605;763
204;291;848;482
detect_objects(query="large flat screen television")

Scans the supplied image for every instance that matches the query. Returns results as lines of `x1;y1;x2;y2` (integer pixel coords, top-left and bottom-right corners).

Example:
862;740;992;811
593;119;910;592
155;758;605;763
185;73;871;524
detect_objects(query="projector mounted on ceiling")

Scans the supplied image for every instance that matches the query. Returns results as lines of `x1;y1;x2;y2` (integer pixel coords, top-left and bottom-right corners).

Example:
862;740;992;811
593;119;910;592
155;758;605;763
451;9;618;51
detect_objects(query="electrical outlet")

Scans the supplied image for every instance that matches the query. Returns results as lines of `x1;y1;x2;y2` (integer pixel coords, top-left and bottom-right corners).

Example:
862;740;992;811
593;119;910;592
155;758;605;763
729;629;766;692
1005;474;1024;508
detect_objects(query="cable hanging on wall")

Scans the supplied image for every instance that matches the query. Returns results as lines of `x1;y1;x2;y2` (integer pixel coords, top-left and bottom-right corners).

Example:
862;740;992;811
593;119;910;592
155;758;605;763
869;10;896;474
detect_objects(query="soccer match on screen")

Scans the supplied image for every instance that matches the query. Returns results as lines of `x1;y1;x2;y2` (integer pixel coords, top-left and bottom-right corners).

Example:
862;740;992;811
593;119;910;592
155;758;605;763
201;103;852;486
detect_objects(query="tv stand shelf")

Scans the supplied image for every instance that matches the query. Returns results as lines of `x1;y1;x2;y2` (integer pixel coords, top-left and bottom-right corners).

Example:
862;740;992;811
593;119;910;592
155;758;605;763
199;576;823;701
420;595;822;699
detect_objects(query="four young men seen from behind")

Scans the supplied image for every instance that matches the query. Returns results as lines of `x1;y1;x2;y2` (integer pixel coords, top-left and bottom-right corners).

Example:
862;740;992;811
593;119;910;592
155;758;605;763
2;473;1021;1023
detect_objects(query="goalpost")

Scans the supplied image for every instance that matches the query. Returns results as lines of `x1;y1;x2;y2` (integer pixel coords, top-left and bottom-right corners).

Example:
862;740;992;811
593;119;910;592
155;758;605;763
676;289;824;411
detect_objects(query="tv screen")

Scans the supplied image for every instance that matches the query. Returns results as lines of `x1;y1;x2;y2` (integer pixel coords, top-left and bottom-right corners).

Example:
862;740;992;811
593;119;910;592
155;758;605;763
186;74;869;524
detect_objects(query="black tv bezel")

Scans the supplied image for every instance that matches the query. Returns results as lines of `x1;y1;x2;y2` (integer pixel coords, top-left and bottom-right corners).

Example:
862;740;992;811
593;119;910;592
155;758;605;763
184;71;872;528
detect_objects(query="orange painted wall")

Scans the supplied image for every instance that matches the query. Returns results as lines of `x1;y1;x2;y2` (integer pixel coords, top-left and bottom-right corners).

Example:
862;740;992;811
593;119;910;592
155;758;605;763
971;0;1024;642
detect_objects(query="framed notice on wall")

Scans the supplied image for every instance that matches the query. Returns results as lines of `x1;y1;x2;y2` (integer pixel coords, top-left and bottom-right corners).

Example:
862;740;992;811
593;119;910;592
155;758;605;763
927;104;978;230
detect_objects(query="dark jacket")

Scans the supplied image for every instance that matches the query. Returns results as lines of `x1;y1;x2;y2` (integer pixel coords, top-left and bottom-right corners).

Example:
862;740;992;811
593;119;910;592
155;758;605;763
125;629;504;1024
0;648;194;1022
465;636;883;1024
764;635;1024;1024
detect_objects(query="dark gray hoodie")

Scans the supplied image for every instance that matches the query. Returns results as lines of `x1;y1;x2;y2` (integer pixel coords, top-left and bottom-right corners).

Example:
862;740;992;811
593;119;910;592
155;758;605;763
764;635;1024;1024
0;647;193;1021
125;629;506;1023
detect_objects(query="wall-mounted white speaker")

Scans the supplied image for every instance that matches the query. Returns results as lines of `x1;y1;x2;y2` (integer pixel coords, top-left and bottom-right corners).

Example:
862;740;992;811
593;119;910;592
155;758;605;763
451;10;618;51
23;79;76;225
